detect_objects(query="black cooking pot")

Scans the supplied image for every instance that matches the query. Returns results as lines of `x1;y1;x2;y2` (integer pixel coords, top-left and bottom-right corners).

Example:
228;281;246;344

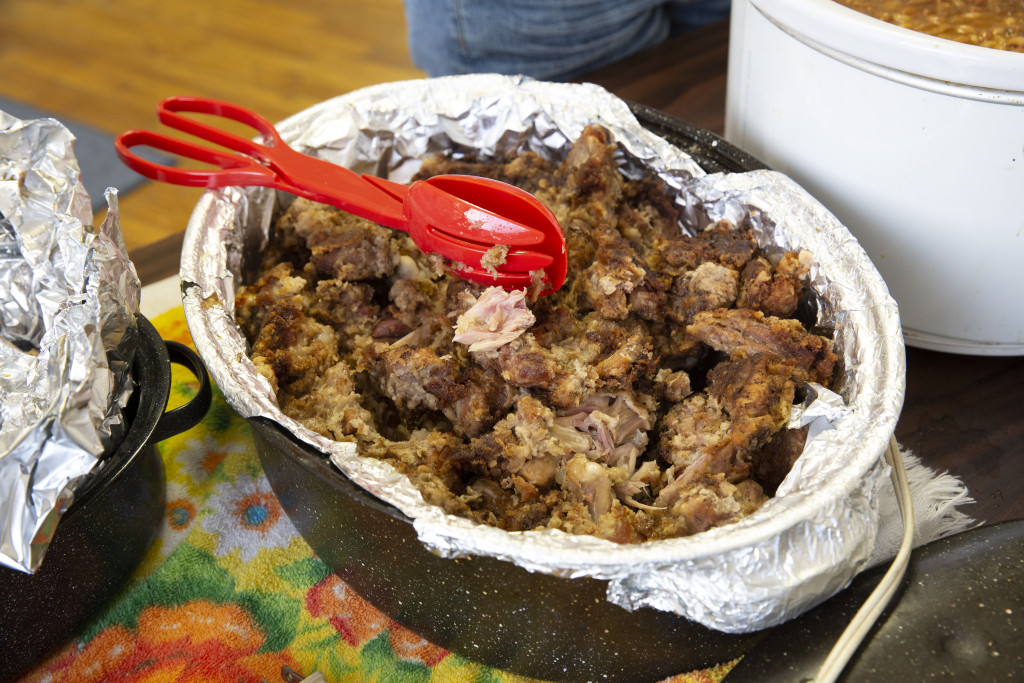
0;314;211;682
249;106;769;683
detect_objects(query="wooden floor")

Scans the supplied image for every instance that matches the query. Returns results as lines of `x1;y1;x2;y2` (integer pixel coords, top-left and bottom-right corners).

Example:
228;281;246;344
2;0;423;252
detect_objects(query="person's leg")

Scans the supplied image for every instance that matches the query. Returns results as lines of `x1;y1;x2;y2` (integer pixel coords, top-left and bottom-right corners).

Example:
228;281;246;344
403;0;672;81
667;0;731;34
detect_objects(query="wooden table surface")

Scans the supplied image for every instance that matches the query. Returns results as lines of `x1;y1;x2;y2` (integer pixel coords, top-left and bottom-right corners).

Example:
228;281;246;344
130;17;1024;528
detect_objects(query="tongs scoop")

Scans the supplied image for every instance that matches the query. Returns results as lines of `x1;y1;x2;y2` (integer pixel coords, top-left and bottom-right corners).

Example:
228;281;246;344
115;96;567;294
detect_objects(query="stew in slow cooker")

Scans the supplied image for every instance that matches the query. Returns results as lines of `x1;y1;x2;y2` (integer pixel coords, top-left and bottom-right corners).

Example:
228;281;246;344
833;0;1024;51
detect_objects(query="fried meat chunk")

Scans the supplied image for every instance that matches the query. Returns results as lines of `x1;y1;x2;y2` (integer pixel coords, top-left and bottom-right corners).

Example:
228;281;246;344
737;250;812;318
496;334;598;408
234;262;309;340
582;240;648;320
249;304;339;398
688;308;837;385
660;219;758;275
668;261;741;325
378;346;516;438
277;198;399;281
282;361;377;440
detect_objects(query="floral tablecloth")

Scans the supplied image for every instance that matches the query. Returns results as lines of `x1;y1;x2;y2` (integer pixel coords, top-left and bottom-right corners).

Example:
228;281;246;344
21;306;734;683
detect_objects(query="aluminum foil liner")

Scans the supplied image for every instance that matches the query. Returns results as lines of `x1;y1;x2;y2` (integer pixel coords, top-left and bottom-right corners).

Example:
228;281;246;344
1;112;140;573
180;75;905;633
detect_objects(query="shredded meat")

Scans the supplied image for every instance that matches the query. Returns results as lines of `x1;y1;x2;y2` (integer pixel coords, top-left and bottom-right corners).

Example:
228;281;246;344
688;308;837;385
235;124;836;543
453;287;536;353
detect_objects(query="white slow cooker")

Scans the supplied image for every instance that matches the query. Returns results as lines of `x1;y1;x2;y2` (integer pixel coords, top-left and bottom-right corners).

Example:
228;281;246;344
725;0;1024;355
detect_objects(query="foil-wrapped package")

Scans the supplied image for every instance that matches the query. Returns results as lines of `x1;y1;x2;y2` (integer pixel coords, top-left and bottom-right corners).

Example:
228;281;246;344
180;75;904;632
1;111;140;573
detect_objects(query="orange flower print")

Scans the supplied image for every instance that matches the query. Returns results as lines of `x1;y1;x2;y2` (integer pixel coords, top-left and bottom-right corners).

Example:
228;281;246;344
166;497;197;532
306;574;449;666
307;573;390;646
139;602;261;651
25;600;298;683
199;448;228;476
36;625;139;683
232;490;281;533
203;473;295;560
388;624;449;666
175;434;245;485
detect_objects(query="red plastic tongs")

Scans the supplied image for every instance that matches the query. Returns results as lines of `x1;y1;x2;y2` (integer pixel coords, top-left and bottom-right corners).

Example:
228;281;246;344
114;96;567;294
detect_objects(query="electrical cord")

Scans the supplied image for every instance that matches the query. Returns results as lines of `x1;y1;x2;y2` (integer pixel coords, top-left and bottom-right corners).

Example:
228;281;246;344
815;435;915;682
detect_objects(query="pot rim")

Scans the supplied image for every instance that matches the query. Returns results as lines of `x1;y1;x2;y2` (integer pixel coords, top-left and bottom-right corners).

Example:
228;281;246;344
749;0;1024;96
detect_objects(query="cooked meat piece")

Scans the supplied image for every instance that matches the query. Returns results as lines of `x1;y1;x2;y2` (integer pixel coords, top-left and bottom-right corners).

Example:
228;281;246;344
656;355;796;511
530;304;581;346
276;197;398;281
655;368;692;402
377;345;515;438
444;365;519;438
706;354;797;441
627;273;671;321
309;278;379;344
579;312;645;351
281;361;377;440
443;279;487;317
372;317;413;340
496;333;598;408
594;333;654;387
452;395;576;524
378;346;464;412
658;394;734;472
249;305;339;397
234;262;309;340
656;475;766;537
617;175;684;248
389;277;432;315
562;125;622;211
668;261;740;325
688;308;837;385
660;219;758;275
499;151;559;195
613;460;665;511
453;287;536;353
582;240;648;320
552;392;653;473
550;126;624;278
563;453;619;521
737;250;812;318
649;320;705;367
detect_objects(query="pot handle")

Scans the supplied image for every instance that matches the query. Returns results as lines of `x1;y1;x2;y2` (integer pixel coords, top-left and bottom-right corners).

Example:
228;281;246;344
151;341;213;443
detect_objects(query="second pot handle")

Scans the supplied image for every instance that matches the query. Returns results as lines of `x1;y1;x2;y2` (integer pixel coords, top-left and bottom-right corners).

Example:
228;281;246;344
151;341;212;443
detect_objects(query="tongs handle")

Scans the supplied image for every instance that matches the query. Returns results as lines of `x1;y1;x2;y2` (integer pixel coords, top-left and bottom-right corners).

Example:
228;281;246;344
115;96;408;228
156;96;282;157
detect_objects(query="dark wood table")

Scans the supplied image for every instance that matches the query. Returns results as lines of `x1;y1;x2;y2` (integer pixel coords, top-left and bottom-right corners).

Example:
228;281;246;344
130;17;1024;527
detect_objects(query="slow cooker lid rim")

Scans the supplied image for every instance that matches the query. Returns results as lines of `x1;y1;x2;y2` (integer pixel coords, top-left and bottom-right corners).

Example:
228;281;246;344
747;0;1024;94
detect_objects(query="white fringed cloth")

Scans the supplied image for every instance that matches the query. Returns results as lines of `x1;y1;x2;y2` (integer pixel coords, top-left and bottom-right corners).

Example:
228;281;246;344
868;446;978;568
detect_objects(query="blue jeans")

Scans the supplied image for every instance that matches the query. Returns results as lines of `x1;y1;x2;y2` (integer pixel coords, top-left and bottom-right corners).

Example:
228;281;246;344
403;0;731;81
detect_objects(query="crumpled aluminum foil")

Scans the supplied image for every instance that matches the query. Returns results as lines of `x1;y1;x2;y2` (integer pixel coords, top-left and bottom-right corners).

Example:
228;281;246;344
1;111;140;573
180;74;905;633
